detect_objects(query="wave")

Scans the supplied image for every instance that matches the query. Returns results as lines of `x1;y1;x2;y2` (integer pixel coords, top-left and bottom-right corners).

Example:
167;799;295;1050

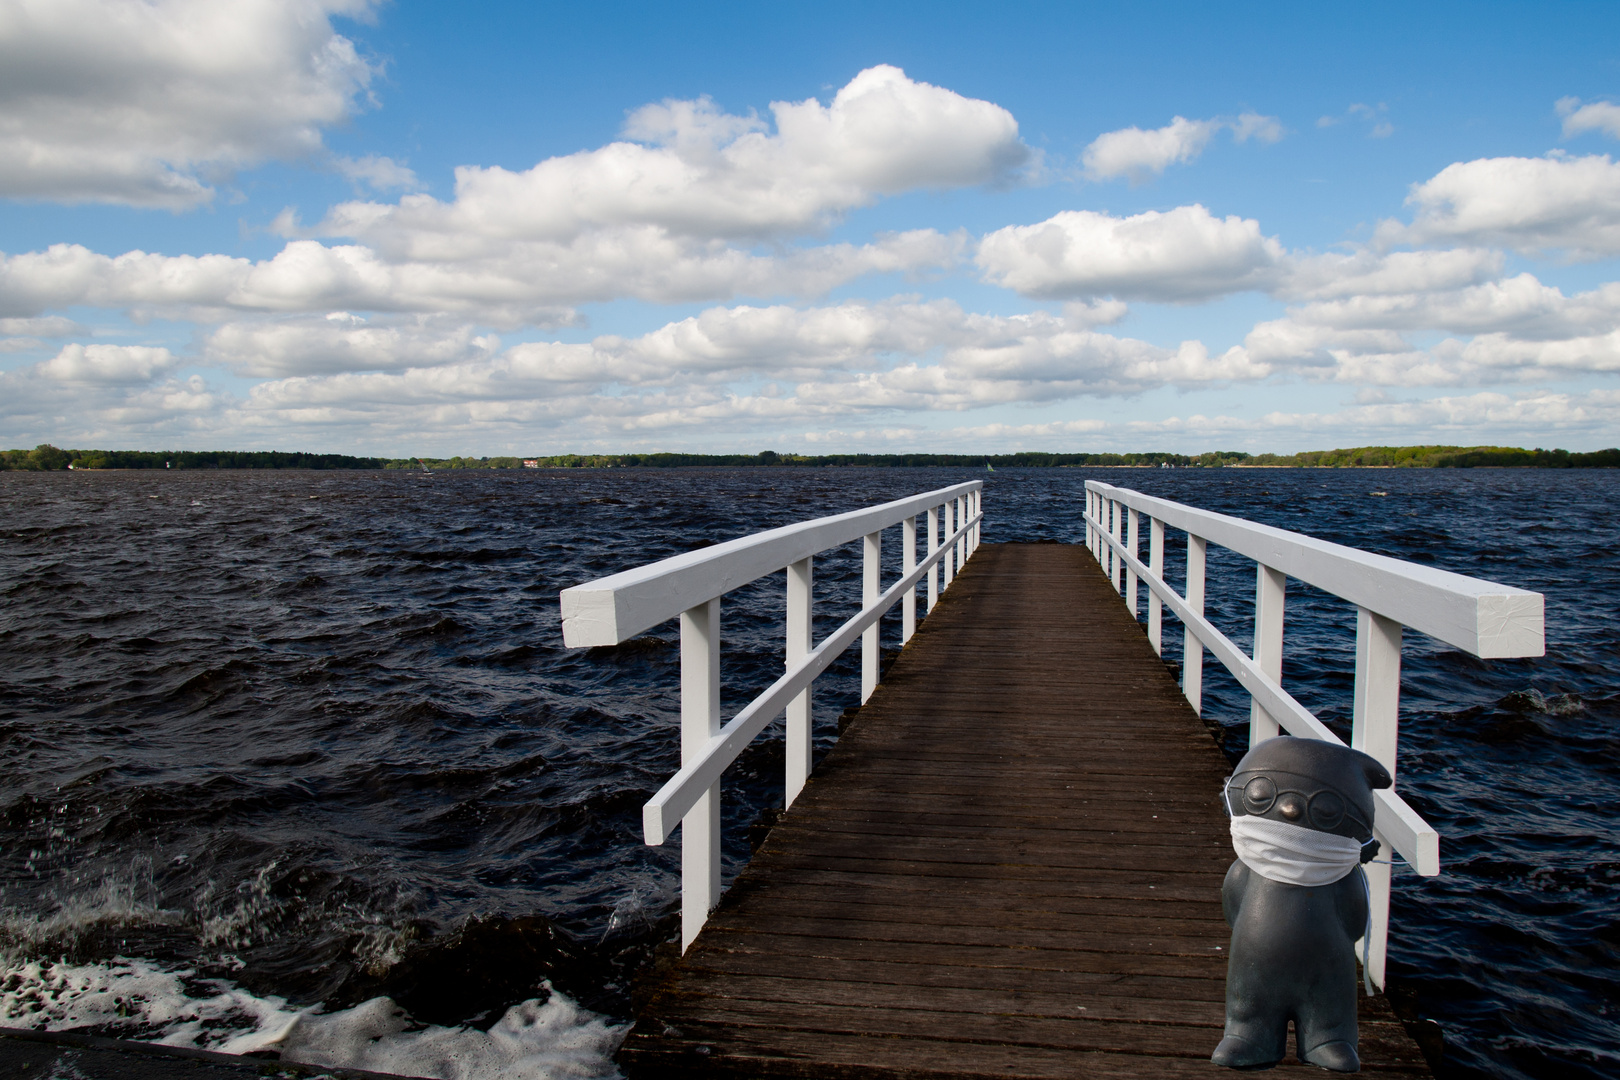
0;956;624;1080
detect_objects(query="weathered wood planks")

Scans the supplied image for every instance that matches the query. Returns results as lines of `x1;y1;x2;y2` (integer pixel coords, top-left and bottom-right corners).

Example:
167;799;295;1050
619;543;1433;1078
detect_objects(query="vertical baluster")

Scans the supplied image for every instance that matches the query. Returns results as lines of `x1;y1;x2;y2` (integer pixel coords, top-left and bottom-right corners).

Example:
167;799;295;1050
902;515;917;641
1091;490;1100;560
785;558;813;809
1126;508;1140;620
946;495;959;569
861;530;880;702
1109;499;1123;592
1148;517;1164;655
943;499;955;588
1084;490;1094;556
1250;565;1286;744
1184;534;1206;714
679;597;721;950
926;506;939;611
1352;607;1403;992
973;488;981;552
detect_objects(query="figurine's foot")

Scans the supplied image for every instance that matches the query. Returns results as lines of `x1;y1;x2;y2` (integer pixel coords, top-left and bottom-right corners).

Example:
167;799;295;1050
1301;1039;1360;1073
1211;1035;1281;1070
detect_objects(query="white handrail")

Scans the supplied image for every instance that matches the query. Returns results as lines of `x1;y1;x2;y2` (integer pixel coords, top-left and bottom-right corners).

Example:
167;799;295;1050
560;481;983;647
560;481;984;950
642;510;979;846
1082;480;1545;992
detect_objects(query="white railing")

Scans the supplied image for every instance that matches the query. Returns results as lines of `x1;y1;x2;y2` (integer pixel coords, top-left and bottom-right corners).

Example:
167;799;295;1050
560;481;984;949
1084;480;1544;990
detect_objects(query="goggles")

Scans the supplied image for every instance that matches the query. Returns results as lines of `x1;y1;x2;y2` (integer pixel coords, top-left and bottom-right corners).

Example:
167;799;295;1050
1221;768;1373;841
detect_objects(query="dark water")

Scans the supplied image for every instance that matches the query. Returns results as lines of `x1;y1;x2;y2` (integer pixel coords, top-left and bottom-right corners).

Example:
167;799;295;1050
0;467;1614;1077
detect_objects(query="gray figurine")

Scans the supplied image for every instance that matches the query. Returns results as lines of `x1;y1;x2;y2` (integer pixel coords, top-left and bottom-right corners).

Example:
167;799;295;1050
1212;736;1392;1073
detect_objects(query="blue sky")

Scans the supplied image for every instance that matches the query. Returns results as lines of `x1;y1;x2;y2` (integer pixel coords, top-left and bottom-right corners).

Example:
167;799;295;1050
3;0;1620;455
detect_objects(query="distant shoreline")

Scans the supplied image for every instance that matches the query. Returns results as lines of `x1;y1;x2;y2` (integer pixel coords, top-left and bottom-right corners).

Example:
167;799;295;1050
4;444;1618;472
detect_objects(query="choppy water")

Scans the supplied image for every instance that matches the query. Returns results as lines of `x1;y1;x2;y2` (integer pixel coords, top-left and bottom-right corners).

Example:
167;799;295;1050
0;466;1614;1079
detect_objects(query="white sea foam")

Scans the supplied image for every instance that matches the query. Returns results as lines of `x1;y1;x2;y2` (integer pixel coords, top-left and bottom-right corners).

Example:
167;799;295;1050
0;957;625;1079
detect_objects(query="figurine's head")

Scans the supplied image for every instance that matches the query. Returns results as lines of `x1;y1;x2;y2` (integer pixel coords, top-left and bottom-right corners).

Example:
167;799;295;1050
1224;736;1391;843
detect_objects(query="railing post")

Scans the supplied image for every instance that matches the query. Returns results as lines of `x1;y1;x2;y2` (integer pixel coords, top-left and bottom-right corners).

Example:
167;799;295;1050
1126;508;1140;620
1183;534;1205;713
1092;491;1101;560
926;506;939;611
1250;565;1286;744
1084;490;1094;556
955;495;967;570
785;558;813;809
679;597;721;951
1352;606;1403;992
972;489;981;552
943;500;955;588
1109;499;1123;592
1148;516;1164;654
902;515;917;642
862;530;880;702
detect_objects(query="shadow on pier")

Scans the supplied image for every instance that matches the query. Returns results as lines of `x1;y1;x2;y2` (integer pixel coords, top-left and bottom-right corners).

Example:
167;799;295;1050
620;543;1435;1078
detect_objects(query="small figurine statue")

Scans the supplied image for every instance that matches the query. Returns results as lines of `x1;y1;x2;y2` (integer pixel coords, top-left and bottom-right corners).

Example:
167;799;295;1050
1212;736;1392;1073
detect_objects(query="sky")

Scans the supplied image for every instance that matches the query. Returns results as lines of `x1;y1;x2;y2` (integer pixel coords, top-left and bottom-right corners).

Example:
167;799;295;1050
3;0;1620;456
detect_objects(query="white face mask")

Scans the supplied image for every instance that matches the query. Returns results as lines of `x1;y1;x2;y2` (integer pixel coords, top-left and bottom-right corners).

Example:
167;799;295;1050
1229;815;1363;886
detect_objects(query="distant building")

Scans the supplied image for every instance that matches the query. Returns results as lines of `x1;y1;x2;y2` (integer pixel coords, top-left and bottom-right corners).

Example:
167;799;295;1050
523;459;540;468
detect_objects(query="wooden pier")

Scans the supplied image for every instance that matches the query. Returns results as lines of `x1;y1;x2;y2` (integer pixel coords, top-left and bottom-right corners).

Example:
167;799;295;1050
618;543;1434;1078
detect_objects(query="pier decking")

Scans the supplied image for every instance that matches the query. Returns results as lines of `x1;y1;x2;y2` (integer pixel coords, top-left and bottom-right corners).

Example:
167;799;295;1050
619;543;1434;1078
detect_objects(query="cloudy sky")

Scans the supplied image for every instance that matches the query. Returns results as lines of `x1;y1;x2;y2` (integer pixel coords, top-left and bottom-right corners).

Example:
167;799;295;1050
3;0;1619;455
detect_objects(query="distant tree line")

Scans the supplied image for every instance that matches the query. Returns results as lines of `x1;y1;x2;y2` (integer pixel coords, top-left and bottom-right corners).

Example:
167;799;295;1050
389;450;1253;469
6;442;1617;472
1244;445;1620;468
0;445;386;470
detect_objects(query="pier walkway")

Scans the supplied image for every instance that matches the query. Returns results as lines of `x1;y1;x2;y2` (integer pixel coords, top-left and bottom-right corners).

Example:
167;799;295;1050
618;543;1433;1078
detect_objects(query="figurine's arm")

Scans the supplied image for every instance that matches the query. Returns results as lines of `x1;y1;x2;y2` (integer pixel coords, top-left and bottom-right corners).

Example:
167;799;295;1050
1222;860;1251;927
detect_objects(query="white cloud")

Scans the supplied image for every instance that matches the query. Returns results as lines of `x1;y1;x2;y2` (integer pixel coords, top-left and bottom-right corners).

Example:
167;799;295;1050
0;230;962;326
1279;248;1505;302
320;65;1029;246
1134;389;1620;443
0;0;380;208
37;343;178;383
976;205;1284;301
1082;112;1281;182
336;155;419;192
1318;103;1391;138
1557;97;1620;140
1083;117;1219;183
204;314;499;377
1240;272;1620;385
1384;153;1620;258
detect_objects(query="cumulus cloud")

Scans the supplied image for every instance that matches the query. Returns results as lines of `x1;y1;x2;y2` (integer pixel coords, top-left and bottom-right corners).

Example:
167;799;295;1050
318;66;1029;247
0;0;380;208
336;155;419;192
0;229;962;326
204;314;499;377
1240;272;1620;385
36;343;178;383
1278;247;1505;302
1082;112;1281;182
231;299;1271;444
1557;97;1620;140
1134;389;1620;443
1383;153;1620;258
976;205;1284;301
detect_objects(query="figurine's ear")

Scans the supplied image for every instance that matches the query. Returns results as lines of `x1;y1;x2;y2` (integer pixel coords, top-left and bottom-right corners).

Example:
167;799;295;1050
1355;751;1393;790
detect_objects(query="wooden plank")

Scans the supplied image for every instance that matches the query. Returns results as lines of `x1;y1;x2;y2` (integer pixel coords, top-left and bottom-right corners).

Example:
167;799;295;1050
620;543;1433;1078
